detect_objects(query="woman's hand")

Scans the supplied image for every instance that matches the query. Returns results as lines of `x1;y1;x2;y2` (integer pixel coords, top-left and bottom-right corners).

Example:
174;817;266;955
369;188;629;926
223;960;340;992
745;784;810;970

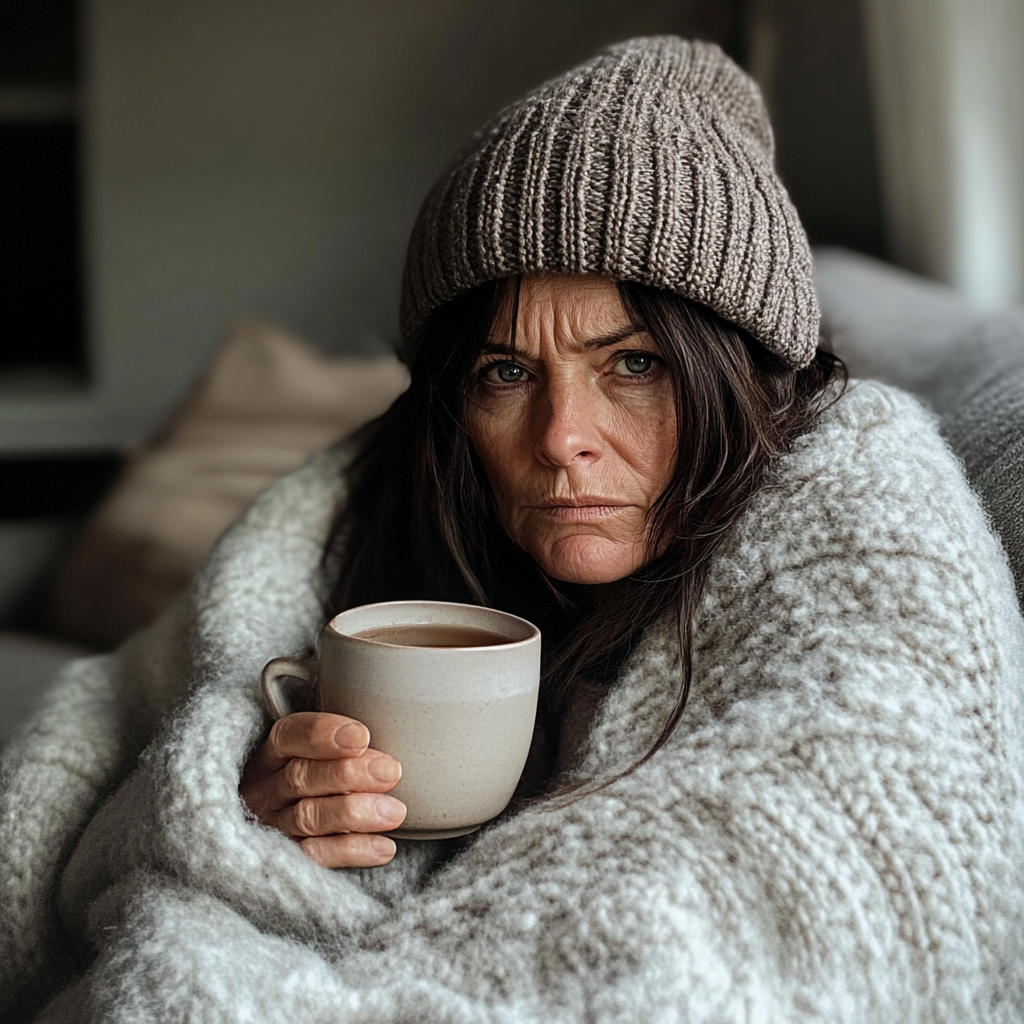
240;711;406;868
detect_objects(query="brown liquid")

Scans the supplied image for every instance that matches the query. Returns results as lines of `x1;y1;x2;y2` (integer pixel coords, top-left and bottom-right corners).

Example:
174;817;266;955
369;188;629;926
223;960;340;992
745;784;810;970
351;623;515;648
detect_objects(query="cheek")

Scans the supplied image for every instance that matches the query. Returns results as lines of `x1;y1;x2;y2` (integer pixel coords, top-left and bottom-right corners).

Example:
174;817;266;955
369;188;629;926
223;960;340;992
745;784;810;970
607;393;677;495
465;400;530;514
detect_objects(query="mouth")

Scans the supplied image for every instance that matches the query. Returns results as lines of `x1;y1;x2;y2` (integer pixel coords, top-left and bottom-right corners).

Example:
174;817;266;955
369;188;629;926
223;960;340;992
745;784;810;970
532;497;632;521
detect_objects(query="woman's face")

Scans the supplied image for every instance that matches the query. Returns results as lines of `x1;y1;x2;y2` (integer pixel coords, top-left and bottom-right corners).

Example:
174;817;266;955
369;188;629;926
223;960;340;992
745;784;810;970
465;274;676;585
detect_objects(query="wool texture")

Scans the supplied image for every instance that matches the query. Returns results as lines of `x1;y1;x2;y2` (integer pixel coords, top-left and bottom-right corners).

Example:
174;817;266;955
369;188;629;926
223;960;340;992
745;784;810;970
815;247;1024;611
400;36;820;369
2;383;1023;1023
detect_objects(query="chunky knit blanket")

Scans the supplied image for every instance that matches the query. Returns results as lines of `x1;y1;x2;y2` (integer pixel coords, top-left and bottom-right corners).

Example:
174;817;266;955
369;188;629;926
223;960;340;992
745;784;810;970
3;382;1024;1023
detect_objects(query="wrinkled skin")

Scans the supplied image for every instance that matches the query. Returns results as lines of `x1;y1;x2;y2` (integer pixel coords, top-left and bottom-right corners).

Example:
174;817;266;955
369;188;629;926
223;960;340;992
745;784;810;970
466;274;675;584
240;274;677;867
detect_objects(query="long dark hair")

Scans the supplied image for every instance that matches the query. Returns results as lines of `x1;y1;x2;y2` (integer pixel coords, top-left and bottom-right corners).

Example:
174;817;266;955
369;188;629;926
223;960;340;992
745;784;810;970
327;277;846;784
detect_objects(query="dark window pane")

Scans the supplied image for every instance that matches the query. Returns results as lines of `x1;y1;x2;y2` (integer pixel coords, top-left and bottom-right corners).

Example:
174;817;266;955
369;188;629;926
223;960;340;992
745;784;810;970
0;454;121;519
0;120;85;375
0;0;78;87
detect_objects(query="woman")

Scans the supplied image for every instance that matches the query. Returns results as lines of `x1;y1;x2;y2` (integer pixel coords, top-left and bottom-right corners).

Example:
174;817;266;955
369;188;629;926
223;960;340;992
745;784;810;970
240;267;845;868
3;37;1023;1023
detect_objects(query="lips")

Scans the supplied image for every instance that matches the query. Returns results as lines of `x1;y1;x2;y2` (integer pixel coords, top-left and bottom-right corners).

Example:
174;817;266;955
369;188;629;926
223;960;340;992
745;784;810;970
533;496;629;509
531;497;632;521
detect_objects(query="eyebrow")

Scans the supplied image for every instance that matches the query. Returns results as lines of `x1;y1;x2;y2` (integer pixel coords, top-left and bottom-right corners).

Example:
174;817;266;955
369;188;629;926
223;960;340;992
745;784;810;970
478;323;646;357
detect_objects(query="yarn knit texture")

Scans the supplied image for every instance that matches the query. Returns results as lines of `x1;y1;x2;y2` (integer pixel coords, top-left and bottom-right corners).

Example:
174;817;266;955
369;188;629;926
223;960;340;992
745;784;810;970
401;36;820;369
2;383;1024;1023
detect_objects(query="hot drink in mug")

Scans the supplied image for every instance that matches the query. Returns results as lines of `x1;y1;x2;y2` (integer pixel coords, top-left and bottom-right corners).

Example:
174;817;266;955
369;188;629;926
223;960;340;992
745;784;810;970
262;600;541;840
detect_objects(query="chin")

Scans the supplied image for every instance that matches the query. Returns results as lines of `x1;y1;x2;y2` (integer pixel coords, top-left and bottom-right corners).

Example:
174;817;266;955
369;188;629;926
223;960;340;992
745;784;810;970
536;535;640;585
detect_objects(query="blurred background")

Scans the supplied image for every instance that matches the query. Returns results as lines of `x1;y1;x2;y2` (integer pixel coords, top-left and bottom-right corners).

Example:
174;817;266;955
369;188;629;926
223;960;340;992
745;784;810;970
2;0;1023;738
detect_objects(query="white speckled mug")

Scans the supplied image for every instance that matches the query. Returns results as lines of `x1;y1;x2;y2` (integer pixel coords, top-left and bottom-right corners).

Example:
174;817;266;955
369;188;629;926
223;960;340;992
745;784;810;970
262;600;541;840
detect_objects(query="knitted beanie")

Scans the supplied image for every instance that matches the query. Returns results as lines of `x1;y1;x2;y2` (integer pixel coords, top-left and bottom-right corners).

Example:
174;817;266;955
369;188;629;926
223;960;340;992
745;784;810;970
400;36;820;369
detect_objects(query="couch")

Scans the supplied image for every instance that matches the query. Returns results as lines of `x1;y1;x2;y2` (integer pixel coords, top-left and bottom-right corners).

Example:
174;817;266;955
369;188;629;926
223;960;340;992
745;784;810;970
2;249;1022;748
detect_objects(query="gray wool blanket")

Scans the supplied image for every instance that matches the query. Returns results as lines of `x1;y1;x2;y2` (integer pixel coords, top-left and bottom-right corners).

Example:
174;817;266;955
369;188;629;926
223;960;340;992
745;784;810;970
3;382;1024;1023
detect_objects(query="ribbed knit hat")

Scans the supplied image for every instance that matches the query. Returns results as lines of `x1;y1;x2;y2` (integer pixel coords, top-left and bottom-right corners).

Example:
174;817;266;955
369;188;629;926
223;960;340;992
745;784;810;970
400;36;820;369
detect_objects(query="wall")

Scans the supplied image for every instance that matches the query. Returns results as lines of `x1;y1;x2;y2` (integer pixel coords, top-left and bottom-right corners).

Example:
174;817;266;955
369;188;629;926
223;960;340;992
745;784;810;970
0;0;690;451
864;0;1024;307
751;0;885;257
0;0;888;452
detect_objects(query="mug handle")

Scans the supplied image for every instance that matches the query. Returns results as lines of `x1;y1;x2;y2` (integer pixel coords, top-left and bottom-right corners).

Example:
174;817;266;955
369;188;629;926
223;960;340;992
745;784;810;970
261;656;317;720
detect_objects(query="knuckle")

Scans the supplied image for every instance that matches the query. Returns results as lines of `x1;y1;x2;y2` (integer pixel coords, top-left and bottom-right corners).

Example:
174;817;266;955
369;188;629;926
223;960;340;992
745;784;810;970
292;797;320;837
283;757;310;795
267;717;294;756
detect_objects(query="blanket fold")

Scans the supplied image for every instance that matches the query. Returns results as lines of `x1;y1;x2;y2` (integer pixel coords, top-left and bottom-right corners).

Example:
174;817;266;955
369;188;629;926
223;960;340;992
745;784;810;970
3;382;1024;1023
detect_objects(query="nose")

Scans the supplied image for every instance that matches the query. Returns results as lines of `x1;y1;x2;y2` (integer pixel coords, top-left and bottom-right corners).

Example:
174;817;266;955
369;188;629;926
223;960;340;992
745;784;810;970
534;376;604;468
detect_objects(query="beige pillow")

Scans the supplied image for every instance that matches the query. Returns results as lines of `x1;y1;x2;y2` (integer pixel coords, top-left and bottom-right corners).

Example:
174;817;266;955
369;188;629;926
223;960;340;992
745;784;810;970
51;321;408;649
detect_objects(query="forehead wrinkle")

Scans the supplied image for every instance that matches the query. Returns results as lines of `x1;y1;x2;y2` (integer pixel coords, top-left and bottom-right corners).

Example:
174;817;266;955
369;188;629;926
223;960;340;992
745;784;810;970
486;275;639;355
478;326;645;359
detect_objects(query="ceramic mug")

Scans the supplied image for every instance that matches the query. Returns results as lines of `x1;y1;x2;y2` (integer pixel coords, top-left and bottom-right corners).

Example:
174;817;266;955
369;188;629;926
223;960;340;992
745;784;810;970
262;600;541;840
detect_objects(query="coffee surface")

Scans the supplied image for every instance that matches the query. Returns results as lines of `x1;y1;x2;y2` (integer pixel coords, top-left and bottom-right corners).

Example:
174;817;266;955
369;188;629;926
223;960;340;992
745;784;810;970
351;623;515;648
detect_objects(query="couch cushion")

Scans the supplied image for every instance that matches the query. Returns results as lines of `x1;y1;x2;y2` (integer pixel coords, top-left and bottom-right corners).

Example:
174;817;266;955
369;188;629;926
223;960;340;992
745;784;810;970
49;321;409;649
814;246;983;390
934;315;1024;605
815;247;1024;609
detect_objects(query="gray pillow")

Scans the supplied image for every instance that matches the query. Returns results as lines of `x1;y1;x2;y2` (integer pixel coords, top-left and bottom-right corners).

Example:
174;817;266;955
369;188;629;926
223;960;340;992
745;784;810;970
815;247;1024;609
936;315;1024;606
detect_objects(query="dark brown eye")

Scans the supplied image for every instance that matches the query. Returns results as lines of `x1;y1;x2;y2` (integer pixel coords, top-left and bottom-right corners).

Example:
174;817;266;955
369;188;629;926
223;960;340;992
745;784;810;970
620;353;652;374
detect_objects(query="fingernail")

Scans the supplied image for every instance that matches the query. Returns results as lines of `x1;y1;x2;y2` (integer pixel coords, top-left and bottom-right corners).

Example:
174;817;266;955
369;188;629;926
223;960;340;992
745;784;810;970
335;723;368;751
376;796;405;823
370;835;396;858
368;757;401;784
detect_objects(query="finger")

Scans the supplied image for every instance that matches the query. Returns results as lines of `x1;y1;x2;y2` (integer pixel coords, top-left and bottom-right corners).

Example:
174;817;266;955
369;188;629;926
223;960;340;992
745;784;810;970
245;751;401;817
299;832;397;869
254;713;371;775
274;792;407;838
271;752;402;805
